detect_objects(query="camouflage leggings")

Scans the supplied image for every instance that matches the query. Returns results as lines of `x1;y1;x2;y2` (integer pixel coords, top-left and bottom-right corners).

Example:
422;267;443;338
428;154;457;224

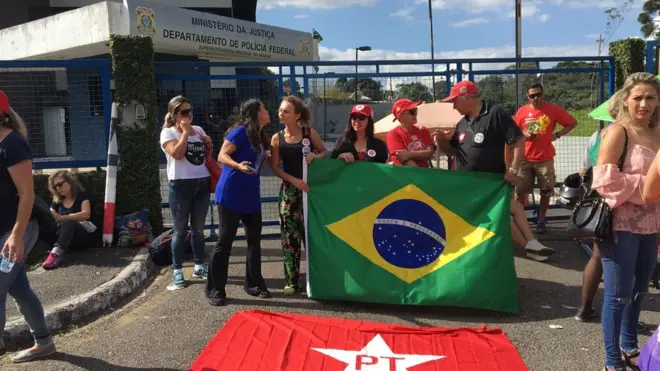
278;182;305;288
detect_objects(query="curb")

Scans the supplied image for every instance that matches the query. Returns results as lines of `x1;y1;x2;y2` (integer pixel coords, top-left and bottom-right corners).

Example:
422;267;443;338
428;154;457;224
4;247;156;346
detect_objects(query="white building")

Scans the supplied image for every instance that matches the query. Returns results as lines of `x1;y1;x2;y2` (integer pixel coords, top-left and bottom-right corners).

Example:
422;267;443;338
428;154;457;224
0;0;318;166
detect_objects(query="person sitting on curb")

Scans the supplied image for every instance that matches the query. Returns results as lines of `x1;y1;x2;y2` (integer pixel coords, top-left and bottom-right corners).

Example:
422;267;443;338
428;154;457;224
41;170;96;270
434;80;555;262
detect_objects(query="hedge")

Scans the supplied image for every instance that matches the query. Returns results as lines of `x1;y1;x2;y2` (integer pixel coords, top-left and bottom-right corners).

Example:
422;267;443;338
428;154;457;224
33;168;107;231
109;35;164;234
609;38;646;90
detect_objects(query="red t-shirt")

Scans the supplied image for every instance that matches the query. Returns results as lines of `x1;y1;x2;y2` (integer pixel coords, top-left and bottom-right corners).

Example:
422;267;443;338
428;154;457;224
386;125;434;167
513;102;577;162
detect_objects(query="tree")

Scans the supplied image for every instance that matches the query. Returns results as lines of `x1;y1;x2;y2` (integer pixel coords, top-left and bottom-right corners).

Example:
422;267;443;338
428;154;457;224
639;0;660;38
335;77;384;101
282;78;302;97
396;82;433;102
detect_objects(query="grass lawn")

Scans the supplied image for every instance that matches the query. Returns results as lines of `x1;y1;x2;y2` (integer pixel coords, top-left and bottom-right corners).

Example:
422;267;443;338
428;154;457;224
566;108;607;137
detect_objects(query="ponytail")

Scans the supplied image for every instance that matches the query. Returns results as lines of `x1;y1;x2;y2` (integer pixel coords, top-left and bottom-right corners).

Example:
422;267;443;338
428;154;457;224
1;107;28;138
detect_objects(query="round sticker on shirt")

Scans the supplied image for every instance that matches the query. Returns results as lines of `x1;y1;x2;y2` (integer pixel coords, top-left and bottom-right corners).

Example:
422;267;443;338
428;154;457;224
302;138;310;146
474;133;485;144
458;132;466;143
367;149;376;158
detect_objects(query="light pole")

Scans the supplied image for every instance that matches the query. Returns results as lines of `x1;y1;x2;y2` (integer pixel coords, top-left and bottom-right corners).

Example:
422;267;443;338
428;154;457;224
428;0;436;100
355;45;371;103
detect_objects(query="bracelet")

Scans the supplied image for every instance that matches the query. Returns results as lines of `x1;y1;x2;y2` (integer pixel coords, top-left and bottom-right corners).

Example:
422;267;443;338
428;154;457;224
555;132;561;139
508;167;518;174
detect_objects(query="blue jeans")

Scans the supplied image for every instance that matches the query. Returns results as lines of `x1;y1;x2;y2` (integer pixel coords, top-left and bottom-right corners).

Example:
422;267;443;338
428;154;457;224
600;231;658;368
0;220;52;346
168;177;210;270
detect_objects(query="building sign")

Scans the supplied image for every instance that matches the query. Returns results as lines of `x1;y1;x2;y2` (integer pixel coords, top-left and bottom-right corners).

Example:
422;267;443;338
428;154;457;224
126;0;313;62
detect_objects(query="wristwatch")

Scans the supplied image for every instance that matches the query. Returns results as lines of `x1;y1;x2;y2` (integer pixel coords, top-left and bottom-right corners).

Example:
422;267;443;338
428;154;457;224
508;167;518;175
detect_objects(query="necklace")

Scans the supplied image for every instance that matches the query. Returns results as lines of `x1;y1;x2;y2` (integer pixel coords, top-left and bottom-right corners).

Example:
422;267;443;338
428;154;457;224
624;121;660;148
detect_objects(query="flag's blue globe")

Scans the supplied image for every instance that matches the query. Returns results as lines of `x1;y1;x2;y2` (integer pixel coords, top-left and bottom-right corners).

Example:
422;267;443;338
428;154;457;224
372;199;446;269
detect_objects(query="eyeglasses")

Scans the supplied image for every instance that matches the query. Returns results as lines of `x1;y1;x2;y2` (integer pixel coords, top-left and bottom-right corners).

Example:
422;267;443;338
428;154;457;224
351;114;367;121
53;181;66;189
528;93;542;99
178;108;193;116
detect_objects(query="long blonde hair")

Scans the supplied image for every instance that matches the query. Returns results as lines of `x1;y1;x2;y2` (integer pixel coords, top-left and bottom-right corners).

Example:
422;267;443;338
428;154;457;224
1;107;28;138
608;72;660;128
162;95;191;129
48;170;85;204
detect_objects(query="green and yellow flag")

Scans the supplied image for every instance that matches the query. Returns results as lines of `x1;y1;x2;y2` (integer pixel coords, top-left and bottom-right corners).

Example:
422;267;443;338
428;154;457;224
305;159;518;313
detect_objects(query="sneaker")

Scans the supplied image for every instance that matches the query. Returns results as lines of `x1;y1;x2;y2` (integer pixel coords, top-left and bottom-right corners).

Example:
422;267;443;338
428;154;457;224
525;239;555;256
167;270;186;291
12;342;56;363
525;252;549;262
257;289;271;298
191;265;208;280
536;221;547;234
208;297;225;306
42;252;62;270
575;308;597;322
283;285;296;296
637;321;647;333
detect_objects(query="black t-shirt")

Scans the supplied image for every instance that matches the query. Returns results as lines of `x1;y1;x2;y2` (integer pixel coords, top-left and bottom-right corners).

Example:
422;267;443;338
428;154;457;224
331;137;389;164
0;131;33;235
51;191;89;217
450;103;522;174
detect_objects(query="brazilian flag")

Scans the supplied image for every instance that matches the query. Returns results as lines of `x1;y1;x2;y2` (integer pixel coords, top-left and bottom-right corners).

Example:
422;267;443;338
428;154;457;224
305;159;518;313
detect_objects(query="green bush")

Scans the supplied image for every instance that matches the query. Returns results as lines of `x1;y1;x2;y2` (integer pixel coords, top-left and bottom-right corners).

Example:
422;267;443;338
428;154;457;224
609;38;646;90
109;35;164;234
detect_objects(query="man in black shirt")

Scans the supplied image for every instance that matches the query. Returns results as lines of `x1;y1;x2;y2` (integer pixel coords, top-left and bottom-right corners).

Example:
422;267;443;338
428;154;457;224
435;81;555;261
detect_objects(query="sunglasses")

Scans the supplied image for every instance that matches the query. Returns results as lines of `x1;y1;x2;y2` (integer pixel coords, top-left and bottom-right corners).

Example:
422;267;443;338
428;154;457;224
406;109;418;116
53;181;66;189
351;114;367;121
528;93;542;99
178;108;193;116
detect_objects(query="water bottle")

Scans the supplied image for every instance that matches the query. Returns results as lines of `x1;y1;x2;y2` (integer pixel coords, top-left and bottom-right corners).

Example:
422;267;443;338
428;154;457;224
0;252;14;273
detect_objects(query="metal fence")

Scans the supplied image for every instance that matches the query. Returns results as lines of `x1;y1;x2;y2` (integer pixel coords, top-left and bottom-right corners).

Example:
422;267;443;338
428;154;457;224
1;56;613;237
0;59;112;170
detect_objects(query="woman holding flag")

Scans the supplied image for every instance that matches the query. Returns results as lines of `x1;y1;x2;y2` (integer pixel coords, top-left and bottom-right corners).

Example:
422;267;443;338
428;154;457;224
270;96;326;295
332;104;389;164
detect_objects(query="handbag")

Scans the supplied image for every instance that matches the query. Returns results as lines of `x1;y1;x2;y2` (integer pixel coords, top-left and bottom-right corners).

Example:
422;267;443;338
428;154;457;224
566;127;628;240
194;126;221;193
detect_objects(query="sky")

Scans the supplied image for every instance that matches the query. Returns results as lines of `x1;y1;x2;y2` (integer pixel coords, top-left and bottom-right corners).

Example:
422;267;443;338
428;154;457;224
255;0;646;66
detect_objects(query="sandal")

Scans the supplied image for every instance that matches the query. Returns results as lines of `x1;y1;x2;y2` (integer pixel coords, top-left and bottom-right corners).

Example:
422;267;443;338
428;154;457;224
621;349;640;371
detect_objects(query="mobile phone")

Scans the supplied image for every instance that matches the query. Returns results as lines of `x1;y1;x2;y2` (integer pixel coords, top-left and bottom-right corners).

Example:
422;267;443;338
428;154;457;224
245;163;256;172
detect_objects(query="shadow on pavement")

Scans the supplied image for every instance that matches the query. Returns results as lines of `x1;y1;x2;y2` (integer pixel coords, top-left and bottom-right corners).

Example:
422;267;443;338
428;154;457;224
44;353;180;371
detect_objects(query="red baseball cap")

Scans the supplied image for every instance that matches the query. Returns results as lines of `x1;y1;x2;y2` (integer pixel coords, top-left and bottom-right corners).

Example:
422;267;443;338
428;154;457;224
391;98;421;121
442;80;479;102
349;104;373;118
0;90;9;114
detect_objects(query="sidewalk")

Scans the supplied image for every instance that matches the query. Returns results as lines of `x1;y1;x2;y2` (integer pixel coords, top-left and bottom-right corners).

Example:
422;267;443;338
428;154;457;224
4;245;155;348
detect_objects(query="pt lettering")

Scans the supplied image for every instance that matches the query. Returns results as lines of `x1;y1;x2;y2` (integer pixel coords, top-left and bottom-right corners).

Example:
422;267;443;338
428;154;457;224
355;355;405;370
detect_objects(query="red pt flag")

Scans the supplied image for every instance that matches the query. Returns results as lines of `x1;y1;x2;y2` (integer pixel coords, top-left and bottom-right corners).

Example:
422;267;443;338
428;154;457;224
190;310;527;371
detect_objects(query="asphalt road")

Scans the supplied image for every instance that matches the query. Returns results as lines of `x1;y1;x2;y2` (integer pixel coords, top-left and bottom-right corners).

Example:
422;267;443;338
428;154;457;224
3;238;660;370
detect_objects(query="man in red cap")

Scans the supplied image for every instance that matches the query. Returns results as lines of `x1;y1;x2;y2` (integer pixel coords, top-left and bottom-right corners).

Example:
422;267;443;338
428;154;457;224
386;98;435;167
435;80;555;262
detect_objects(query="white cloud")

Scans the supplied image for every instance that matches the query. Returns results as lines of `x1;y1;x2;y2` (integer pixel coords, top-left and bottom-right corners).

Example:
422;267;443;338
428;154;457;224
294;14;309;19
451;17;489;28
585;33;602;40
391;8;415;21
538;13;550;22
419;0;614;12
258;0;379;10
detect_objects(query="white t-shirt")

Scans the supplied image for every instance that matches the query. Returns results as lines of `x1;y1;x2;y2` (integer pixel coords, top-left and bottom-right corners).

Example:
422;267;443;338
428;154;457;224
159;126;210;181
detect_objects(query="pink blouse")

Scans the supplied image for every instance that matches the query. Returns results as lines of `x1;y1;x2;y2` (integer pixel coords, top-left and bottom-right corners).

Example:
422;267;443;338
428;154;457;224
592;141;660;234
